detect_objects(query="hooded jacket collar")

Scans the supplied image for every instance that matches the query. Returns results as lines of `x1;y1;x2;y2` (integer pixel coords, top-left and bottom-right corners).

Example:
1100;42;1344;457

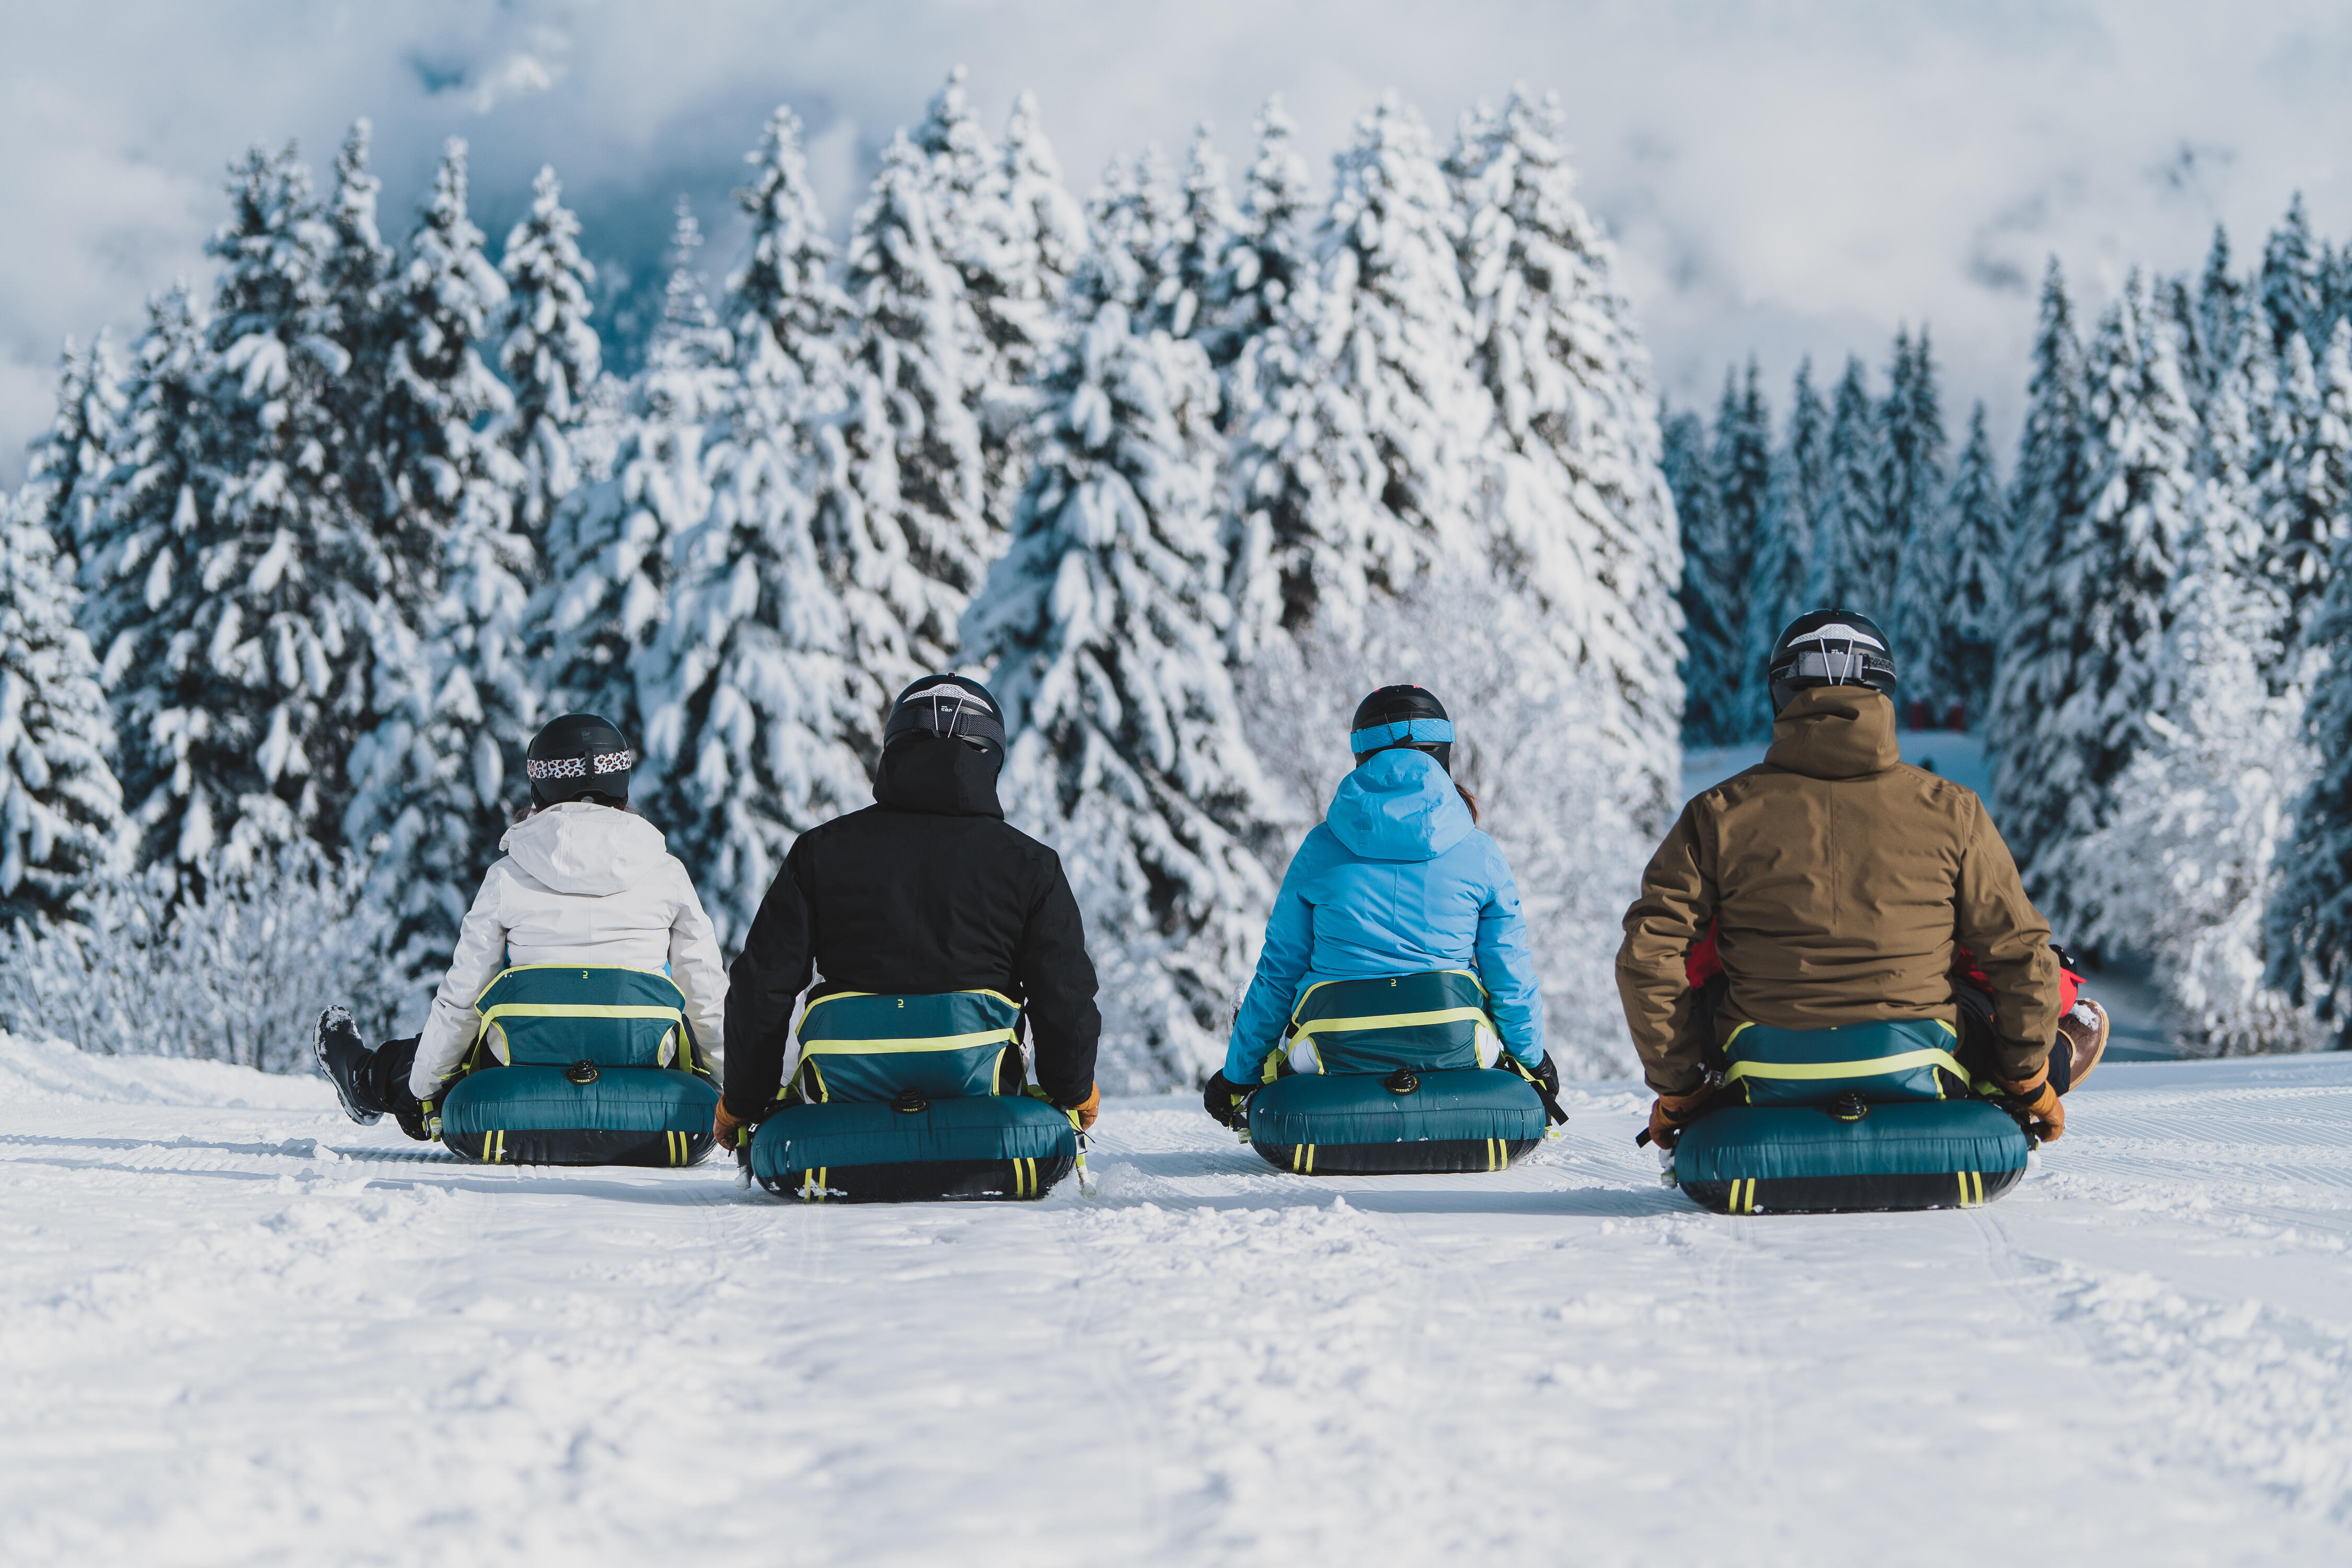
1765;686;1903;781
500;801;670;895
873;736;1006;818
1325;747;1473;861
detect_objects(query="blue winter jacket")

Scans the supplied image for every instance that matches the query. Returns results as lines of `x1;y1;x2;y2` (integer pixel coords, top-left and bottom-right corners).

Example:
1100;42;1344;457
1224;748;1545;1081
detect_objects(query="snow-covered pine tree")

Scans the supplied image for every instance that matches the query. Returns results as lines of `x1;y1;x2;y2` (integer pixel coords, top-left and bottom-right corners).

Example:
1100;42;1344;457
1223;93;1489;651
2004;272;2198;936
493;165;599;537
1667;395;1739;745
2261;194;2323;356
1806;355;1881;609
1160;126;1238;344
999;89;1088;316
963;292;1283;1088
2257;321;2352;656
2091;536;2322;1054
1748;358;1827;690
1204;95;1312;378
1081;147;1185;321
1940;403;2011;723
1988;259;2091;862
1886;330;1955;718
76;285;209;704
533;201;731;739
634;106;877;946
914;67;1035;552
2196;226;2247;403
114;142;378;868
321;121;394;532
344;138;536;981
1711;362;1773;738
0;492;126;921
2268;480;2352;1044
1447;85;1684;815
20;336;123;566
813;133;988;677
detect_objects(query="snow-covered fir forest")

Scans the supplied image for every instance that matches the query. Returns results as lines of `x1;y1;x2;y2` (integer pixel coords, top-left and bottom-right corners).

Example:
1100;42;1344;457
0;75;1680;1089
1666;204;2352;1058
7;68;2351;1085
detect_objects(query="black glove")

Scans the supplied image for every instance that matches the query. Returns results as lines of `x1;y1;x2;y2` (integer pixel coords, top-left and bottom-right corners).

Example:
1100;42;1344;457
1202;1070;1254;1130
1529;1052;1561;1100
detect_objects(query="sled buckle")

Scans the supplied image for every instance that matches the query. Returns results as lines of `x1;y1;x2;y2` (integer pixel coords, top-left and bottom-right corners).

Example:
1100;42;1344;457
563;1060;599;1086
1383;1068;1420;1096
1826;1090;1869;1123
891;1091;929;1115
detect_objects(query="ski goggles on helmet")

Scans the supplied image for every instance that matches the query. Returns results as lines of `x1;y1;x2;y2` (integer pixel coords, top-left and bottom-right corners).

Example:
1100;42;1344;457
1349;717;1455;755
884;682;1007;750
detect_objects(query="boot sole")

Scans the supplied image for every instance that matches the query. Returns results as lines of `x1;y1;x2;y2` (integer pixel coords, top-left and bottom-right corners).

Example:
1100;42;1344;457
312;1009;383;1127
2063;998;2112;1091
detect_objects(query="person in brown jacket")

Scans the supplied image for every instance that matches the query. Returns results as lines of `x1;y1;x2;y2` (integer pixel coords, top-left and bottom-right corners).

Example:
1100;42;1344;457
1617;610;2109;1150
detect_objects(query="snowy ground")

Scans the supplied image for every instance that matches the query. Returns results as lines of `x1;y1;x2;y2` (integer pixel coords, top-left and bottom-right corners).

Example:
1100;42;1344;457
5;1034;2350;1565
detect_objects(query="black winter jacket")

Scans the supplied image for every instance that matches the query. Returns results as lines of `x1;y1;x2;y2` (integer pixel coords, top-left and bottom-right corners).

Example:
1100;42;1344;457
721;737;1102;1117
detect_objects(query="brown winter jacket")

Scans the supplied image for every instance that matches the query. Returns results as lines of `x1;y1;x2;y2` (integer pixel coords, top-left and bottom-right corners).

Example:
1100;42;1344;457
1616;686;2062;1096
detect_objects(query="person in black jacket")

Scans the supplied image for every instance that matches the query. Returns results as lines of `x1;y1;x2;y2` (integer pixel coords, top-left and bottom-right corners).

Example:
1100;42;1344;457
718;675;1103;1145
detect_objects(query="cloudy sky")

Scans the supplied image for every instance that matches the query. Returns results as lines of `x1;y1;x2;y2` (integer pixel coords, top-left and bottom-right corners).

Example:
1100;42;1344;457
8;1;2352;485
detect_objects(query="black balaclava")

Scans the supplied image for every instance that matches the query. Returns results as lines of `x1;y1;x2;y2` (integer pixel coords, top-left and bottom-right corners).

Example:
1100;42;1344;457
525;713;635;809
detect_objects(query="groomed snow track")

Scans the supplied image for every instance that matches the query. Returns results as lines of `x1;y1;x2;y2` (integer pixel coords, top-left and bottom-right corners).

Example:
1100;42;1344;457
3;1036;2348;1564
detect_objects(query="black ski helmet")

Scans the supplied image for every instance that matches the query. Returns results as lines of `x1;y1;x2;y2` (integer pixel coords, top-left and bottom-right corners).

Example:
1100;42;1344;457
1350;685;1454;774
1767;609;1899;714
882;674;1008;769
525;713;636;808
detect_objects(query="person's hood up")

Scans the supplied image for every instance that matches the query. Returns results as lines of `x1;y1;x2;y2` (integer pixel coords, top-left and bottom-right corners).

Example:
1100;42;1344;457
500;801;670;895
1325;747;1473;862
1763;686;1903;781
873;735;1005;818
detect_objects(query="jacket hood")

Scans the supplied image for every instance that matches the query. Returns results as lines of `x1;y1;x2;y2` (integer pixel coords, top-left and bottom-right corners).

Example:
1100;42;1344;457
873;736;1006;818
1325;747;1473;861
1765;686;1903;780
501;802;671;895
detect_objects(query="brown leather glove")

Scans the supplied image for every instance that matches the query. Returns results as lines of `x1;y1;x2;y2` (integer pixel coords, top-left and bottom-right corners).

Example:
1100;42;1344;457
1066;1081;1101;1132
1998;1063;2064;1143
1647;1088;1711;1147
713;1101;750;1150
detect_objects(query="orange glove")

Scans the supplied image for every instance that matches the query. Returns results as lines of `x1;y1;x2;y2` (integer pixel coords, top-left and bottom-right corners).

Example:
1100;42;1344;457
1066;1081;1101;1132
713;1101;750;1150
1647;1088;1711;1147
1998;1063;2064;1143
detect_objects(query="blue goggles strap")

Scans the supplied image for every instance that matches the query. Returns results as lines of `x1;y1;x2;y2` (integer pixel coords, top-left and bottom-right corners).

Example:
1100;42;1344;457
1350;717;1455;754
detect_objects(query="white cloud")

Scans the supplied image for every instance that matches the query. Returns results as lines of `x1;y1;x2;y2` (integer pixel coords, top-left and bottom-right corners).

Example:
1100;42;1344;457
11;1;2352;481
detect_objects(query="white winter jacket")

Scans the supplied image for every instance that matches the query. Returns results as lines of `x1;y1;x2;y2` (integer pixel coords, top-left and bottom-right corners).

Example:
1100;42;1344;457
409;802;729;1099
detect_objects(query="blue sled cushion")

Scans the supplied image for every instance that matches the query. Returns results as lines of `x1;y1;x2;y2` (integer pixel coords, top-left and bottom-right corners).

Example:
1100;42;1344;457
1723;1017;1964;1105
749;1094;1076;1180
1247;1067;1544;1147
794;990;1022;1103
1675;1100;2030;1186
474;965;698;1070
1283;970;1497;1076
438;1064;718;1135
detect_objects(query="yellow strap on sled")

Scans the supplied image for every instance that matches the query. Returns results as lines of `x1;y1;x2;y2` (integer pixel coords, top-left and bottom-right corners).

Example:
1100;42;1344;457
1722;1046;1969;1086
796;1028;1019;1056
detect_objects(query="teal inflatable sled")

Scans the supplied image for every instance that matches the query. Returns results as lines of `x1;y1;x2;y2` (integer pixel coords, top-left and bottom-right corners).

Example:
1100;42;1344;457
1671;1018;2032;1214
745;990;1080;1202
433;965;719;1168
1244;970;1556;1175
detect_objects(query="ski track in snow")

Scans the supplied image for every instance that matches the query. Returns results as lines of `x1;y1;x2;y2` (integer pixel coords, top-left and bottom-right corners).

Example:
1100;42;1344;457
2;1037;2349;1565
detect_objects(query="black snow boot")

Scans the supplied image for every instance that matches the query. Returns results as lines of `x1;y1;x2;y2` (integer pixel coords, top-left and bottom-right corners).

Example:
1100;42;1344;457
313;1006;383;1126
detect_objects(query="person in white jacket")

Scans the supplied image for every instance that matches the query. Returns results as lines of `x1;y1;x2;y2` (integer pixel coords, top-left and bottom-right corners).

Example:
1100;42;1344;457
314;713;729;1138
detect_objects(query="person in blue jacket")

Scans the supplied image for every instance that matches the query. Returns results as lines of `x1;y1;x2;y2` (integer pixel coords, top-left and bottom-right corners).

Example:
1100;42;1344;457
1202;684;1555;1127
